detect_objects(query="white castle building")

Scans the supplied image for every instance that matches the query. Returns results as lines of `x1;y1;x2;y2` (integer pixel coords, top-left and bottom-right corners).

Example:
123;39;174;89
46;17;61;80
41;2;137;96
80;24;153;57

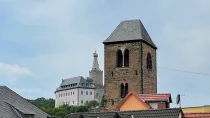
55;51;104;107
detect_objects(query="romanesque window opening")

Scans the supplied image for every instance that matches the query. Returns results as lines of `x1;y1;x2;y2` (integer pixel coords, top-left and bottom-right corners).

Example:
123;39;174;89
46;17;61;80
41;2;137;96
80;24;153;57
120;83;125;98
112;72;114;77
124;49;129;67
135;70;138;75
111;99;114;106
125;83;128;96
147;53;152;70
117;50;123;67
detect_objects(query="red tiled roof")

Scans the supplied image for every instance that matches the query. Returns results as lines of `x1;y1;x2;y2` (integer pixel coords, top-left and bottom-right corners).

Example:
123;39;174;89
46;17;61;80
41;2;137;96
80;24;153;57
138;93;172;102
184;113;210;118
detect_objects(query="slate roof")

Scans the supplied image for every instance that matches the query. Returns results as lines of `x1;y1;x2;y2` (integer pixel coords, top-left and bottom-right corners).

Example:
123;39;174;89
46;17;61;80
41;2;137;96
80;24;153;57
138;93;172;103
184;113;210;118
55;76;95;92
67;108;182;118
103;19;157;49
0;86;50;118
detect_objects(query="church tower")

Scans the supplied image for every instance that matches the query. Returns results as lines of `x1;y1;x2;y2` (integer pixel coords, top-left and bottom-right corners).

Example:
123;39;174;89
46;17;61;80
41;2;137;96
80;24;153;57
89;51;104;101
103;19;157;110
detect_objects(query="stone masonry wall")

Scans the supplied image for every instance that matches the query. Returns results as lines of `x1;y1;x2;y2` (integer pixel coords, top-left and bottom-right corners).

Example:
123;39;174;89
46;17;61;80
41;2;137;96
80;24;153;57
142;42;157;94
104;41;157;111
104;42;142;110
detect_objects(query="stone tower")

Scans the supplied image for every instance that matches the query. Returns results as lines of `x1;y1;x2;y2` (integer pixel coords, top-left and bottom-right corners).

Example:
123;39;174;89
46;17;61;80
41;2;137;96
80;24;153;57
103;19;157;110
89;51;104;101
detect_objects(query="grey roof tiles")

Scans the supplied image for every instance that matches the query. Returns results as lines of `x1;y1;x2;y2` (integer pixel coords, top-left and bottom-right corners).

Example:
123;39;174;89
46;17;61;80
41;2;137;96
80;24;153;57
55;76;95;92
103;19;157;49
67;108;182;118
0;86;50;118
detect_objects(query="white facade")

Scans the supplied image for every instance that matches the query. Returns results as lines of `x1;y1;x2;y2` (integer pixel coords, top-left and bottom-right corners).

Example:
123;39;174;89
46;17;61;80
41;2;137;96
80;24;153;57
148;103;158;109
55;88;94;107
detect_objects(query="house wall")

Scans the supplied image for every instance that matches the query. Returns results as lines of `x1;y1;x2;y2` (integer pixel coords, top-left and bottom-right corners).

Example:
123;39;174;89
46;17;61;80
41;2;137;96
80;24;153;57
55;88;78;107
55;88;94;107
182;106;210;113
78;88;95;106
120;95;150;111
149;103;158;109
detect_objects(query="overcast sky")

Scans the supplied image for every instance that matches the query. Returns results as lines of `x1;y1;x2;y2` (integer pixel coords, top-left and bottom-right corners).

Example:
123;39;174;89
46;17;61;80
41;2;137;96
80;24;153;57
0;0;210;108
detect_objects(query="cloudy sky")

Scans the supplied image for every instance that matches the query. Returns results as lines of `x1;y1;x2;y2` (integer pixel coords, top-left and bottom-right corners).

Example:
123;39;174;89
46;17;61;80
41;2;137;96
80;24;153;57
0;0;210;108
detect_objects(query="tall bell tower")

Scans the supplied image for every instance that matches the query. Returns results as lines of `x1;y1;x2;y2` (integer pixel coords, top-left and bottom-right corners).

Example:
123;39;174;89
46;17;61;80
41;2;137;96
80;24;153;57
103;19;157;110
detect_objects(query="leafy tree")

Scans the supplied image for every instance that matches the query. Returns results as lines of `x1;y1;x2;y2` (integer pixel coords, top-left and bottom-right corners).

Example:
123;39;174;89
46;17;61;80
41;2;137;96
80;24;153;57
87;100;99;109
100;95;105;107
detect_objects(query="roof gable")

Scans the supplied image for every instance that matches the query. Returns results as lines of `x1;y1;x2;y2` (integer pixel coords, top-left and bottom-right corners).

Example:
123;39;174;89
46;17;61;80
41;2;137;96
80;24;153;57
103;19;157;49
113;91;151;111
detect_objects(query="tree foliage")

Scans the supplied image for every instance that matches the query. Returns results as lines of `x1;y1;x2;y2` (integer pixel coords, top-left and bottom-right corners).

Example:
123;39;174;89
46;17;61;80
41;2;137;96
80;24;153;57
28;98;100;118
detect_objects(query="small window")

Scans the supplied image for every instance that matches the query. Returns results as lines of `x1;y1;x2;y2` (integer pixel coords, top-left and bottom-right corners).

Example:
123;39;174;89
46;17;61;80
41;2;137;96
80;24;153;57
120;83;125;98
68;92;70;96
81;100;83;104
124;49;129;67
86;101;88;104
117;50;123;67
86;91;88;95
90;92;92;95
71;92;72;95
63;93;65;96
66;93;67;96
73;92;74;95
73;101;74;104
125;83;128;96
81;91;83;95
147;53;152;70
86;83;88;86
111;99;114;106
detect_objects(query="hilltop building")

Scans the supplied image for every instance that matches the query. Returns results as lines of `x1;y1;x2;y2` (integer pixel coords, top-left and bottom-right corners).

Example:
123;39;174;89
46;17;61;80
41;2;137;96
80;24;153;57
89;51;104;102
55;51;104;107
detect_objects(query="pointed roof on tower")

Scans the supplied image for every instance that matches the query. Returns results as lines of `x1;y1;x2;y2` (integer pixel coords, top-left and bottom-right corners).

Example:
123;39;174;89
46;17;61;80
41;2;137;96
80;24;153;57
92;50;100;70
103;19;157;49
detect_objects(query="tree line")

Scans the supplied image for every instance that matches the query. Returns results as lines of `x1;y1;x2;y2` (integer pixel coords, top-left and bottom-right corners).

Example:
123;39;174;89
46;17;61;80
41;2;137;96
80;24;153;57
28;96;105;118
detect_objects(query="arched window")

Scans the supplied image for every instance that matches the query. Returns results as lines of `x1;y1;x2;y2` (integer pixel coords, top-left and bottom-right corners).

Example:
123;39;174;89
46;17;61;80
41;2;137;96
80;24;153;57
120;83;125;98
117;50;123;67
125;83;128;96
124;49;129;67
147;53;152;70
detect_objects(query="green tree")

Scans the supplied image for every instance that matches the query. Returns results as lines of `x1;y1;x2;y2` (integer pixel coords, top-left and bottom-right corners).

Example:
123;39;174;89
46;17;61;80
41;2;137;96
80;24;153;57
100;95;105;107
87;100;99;109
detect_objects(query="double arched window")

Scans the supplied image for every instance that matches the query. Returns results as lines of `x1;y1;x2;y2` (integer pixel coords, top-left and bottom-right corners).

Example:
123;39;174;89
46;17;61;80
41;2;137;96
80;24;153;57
120;83;128;98
116;49;129;67
147;53;152;70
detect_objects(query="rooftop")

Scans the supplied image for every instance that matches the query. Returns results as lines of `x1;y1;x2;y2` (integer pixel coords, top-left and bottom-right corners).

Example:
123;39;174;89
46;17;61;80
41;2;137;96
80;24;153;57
138;93;172;103
103;19;157;49
55;76;95;92
0;86;50;118
67;108;182;118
